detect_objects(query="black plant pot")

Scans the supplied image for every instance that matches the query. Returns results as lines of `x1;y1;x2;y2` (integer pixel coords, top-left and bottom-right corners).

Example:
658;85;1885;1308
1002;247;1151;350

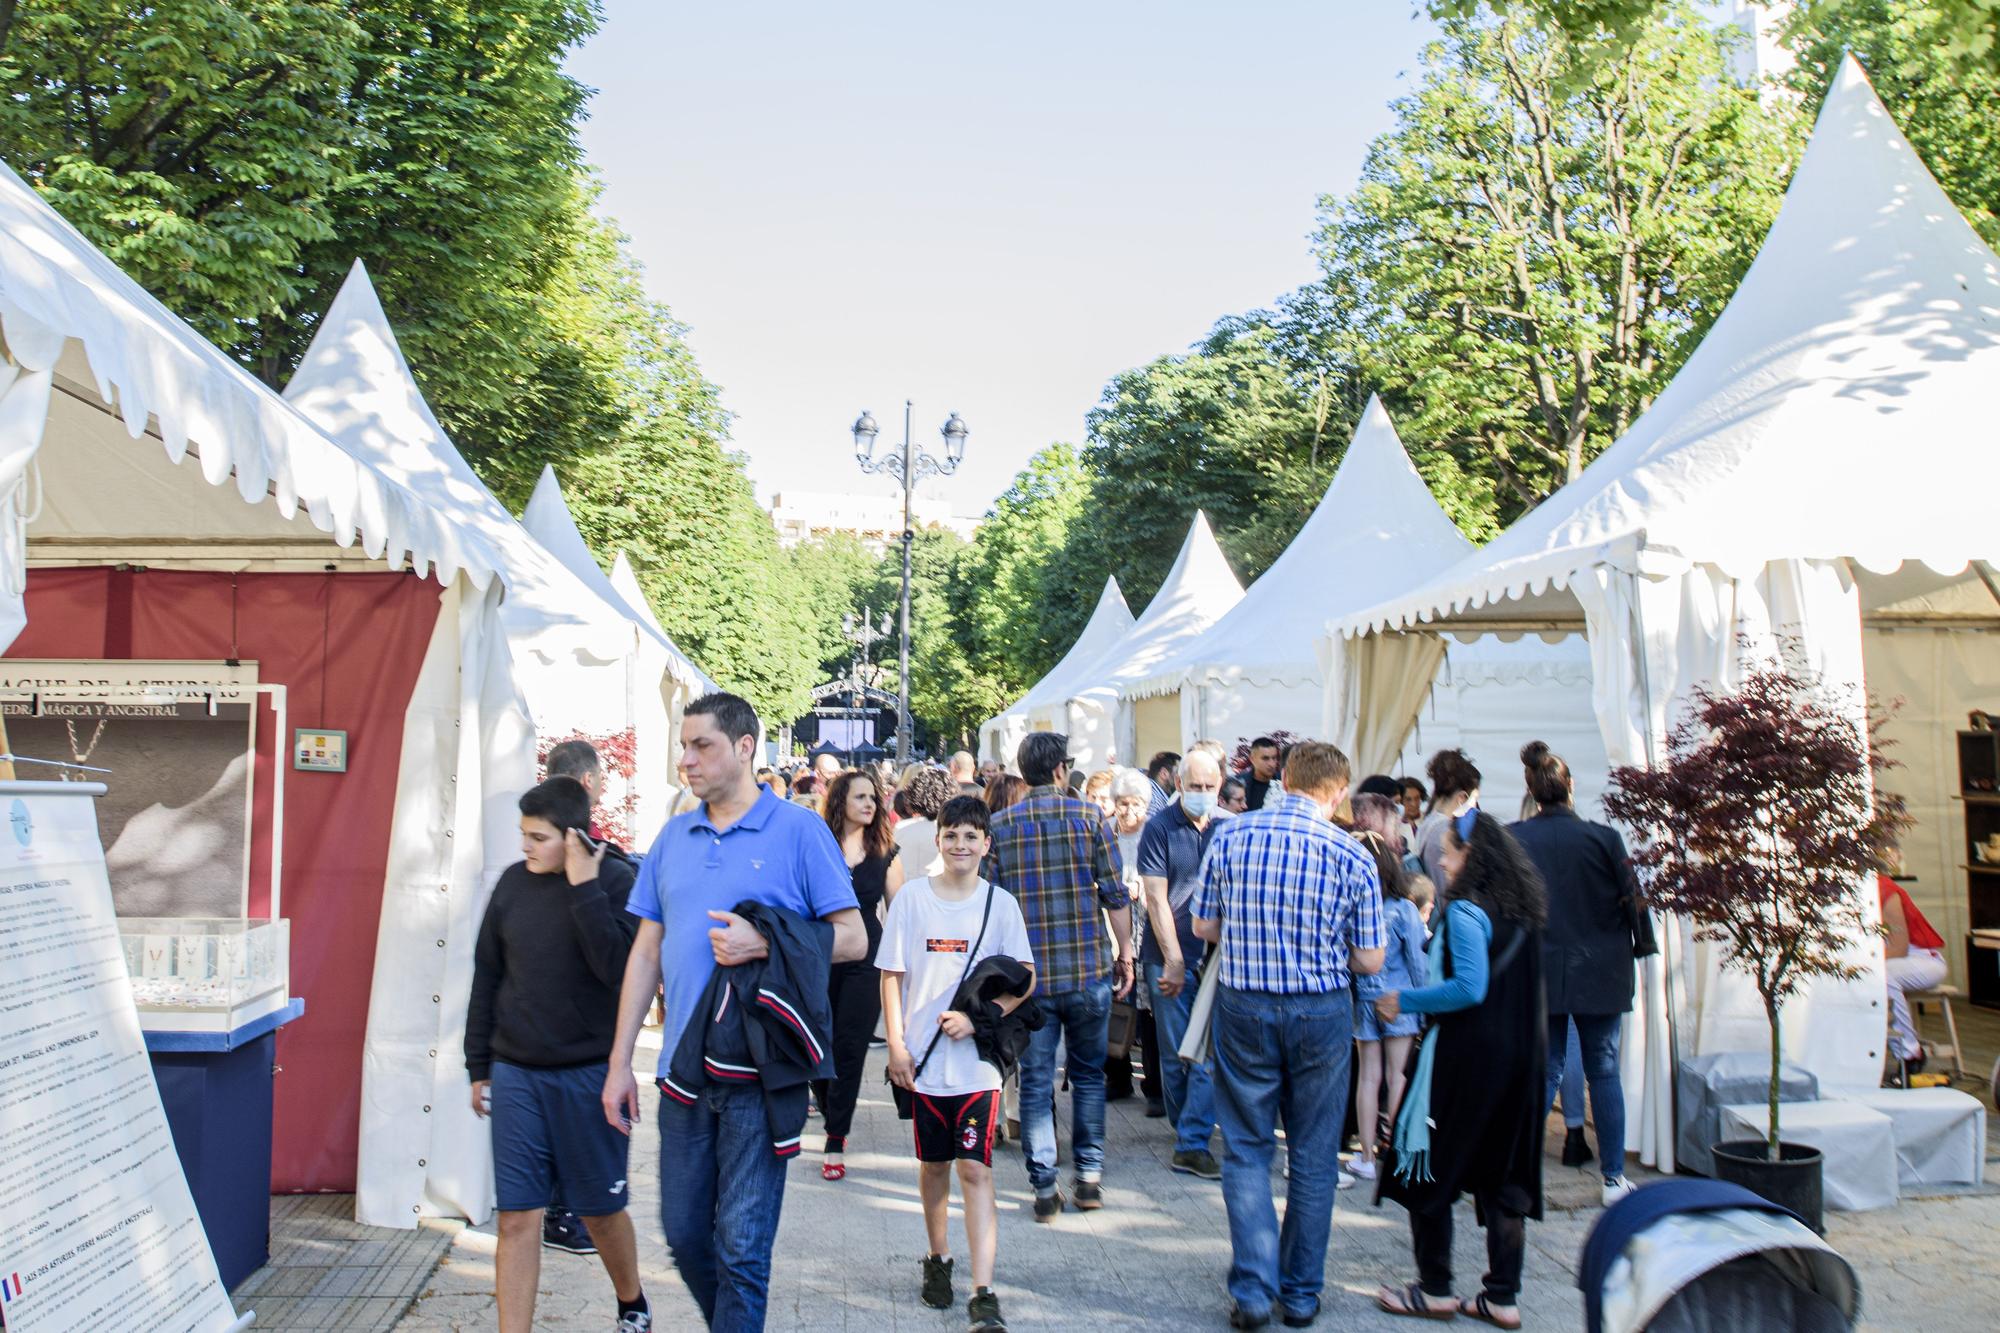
1711;1139;1825;1234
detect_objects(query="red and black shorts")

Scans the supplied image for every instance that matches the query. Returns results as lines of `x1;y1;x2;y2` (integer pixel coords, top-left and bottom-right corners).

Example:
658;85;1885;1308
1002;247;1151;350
912;1089;1002;1166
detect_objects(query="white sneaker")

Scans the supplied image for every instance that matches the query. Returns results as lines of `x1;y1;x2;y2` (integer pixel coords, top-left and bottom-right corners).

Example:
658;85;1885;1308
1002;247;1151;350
1602;1176;1636;1206
1346;1157;1377;1181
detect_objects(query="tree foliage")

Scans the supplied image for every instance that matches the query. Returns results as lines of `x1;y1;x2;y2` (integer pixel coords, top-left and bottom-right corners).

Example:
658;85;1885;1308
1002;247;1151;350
0;1;829;726
1316;2;1798;529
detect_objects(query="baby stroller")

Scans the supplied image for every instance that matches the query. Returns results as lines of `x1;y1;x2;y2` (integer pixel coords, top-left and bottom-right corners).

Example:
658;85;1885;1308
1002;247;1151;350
1580;1180;1859;1332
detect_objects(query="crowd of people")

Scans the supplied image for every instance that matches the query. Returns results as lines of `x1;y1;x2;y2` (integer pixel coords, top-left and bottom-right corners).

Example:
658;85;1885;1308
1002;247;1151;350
464;697;1672;1332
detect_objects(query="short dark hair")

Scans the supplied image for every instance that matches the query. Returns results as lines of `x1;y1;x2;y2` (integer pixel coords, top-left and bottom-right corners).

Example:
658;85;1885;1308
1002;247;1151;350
938;794;992;835
1400;776;1428;803
1017;732;1070;787
1250;736;1279;753
1145;751;1180;782
1356;774;1402;801
520;776;591;832
545;739;601;780
687;691;760;745
1219;776;1246;801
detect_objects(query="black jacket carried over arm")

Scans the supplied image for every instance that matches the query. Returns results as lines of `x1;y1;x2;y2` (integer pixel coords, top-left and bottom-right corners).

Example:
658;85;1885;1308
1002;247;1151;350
1509;807;1657;1016
949;956;1043;1085
661;900;836;1157
465;845;640;1082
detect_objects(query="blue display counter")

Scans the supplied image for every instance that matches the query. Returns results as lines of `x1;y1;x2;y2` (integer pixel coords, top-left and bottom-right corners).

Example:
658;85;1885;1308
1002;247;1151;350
144;998;305;1290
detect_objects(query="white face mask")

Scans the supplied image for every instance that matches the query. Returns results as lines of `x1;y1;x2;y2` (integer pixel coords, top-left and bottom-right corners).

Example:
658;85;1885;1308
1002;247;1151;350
1181;790;1216;820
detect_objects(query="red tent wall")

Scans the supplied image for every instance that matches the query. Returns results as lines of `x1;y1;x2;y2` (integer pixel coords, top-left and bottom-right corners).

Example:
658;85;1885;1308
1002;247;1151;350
6;568;443;1191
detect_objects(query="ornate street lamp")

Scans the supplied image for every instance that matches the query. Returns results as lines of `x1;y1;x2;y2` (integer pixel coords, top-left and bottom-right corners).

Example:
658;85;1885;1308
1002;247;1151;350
850;401;968;764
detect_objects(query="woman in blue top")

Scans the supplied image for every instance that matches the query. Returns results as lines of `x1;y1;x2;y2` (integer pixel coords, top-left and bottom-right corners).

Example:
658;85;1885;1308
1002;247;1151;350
1372;808;1547;1330
1346;800;1427;1185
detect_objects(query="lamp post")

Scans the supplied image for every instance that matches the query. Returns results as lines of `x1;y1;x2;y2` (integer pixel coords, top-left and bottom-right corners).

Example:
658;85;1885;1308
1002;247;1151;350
852;401;969;764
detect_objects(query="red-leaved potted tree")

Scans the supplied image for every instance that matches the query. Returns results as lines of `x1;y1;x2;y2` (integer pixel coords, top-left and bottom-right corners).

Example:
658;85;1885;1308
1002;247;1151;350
1604;649;1890;1229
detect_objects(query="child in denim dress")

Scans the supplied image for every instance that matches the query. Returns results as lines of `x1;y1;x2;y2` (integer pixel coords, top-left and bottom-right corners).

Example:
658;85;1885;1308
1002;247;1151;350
1349;837;1430;1182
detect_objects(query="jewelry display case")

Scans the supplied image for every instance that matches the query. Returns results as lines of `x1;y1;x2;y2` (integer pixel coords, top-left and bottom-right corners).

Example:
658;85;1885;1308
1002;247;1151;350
118;917;291;1033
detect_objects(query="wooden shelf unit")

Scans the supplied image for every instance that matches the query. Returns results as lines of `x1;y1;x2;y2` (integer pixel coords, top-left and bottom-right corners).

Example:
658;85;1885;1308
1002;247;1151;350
1955;729;2000;1009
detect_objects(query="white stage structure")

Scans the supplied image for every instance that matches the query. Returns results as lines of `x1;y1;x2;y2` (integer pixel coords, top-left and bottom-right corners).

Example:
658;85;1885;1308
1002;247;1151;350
1327;58;2000;1170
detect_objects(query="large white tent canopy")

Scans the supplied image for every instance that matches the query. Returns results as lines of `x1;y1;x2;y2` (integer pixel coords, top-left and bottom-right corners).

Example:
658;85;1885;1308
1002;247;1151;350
1327;56;2000;1171
0;165;532;1224
1118;397;1605;812
980;575;1133;765
1061;511;1244;771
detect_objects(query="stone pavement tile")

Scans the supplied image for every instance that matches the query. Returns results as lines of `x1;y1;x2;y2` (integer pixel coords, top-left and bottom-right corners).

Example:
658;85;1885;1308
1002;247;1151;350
398;1044;2000;1330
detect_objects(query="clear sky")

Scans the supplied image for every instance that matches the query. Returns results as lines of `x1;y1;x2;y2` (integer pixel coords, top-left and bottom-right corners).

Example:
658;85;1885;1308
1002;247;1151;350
566;1;1436;514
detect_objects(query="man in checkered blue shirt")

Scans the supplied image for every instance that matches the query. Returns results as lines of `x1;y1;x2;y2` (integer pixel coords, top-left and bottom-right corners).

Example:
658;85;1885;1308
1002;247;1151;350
1192;741;1386;1330
984;731;1135;1221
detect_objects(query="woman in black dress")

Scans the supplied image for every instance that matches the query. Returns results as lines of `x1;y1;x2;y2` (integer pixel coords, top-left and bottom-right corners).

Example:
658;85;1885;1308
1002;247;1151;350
1373;808;1547;1329
816;769;904;1180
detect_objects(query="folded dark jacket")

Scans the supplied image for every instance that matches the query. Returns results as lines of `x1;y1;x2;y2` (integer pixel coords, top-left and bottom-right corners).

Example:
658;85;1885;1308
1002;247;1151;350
950;956;1043;1085
661;900;834;1157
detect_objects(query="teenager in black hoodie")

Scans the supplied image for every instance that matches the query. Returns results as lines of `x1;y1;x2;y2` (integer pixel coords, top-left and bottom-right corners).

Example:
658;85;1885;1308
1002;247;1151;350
466;777;651;1333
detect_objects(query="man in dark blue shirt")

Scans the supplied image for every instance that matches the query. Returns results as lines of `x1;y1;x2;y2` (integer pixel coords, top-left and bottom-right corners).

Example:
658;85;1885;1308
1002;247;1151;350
1138;749;1223;1178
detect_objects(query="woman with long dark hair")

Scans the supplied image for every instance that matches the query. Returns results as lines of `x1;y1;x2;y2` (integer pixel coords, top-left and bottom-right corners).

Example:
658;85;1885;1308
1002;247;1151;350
815;769;905;1180
1510;740;1654;1202
1374;808;1547;1328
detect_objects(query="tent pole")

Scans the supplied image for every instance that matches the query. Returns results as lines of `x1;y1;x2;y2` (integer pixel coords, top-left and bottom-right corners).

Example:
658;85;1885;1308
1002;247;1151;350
1628;570;1683;1165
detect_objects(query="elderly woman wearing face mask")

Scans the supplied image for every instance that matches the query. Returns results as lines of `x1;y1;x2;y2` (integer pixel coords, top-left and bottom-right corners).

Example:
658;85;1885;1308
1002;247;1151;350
1104;768;1159;1107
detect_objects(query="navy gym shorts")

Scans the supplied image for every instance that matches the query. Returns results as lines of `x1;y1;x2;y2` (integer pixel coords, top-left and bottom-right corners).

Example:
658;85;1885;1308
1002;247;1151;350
490;1059;631;1214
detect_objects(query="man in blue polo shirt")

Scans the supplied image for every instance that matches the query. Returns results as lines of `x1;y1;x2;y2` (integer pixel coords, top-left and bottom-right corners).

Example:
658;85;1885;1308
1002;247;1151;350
603;693;864;1331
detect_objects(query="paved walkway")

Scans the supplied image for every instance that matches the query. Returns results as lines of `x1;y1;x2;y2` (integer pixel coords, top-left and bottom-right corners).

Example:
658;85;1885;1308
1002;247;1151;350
397;1036;2000;1331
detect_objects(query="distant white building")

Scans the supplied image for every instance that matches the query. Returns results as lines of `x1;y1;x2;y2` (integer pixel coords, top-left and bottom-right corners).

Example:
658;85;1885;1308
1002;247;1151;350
1711;0;1795;87
769;489;982;552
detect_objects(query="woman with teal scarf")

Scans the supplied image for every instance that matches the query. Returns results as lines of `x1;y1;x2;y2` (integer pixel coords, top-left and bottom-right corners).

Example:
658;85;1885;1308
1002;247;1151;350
1372;808;1548;1329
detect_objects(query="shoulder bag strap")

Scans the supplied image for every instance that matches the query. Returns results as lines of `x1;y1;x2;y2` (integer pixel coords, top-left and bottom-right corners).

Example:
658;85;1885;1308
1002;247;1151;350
911;884;996;1083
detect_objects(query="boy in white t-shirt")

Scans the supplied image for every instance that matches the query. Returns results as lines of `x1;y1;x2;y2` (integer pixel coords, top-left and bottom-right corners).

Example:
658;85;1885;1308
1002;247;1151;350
879;796;1035;1332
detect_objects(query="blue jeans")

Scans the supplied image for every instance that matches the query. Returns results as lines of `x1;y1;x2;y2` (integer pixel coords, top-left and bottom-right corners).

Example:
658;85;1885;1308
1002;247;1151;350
1209;985;1353;1319
658;1084;788;1331
1144;958;1216;1152
1557;1021;1585;1129
1545;1012;1625;1181
1017;979;1112;1194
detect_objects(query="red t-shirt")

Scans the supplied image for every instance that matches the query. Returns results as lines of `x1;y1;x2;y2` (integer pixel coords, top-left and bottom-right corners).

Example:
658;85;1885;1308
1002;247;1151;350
1878;875;1945;950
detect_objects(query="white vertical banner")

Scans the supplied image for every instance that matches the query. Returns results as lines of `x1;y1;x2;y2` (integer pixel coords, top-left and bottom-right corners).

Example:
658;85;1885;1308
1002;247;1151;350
0;781;241;1331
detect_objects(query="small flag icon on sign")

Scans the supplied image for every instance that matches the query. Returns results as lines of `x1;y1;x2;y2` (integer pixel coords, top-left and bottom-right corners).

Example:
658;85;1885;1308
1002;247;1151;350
2;1271;22;1302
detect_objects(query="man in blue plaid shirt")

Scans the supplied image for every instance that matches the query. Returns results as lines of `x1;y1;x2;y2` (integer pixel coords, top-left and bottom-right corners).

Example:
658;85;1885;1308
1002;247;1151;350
1192;741;1386;1330
985;731;1135;1221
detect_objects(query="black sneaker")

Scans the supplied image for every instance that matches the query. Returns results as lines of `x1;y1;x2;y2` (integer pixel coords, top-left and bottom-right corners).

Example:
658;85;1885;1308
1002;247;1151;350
920;1254;954;1309
1170;1149;1221;1180
1229;1303;1271;1330
1032;1190;1063;1222
1144;1098;1166;1118
967;1286;1006;1330
1561;1126;1592;1168
541;1208;595;1255
616;1303;653;1332
1071;1178;1103;1210
1281;1297;1320;1328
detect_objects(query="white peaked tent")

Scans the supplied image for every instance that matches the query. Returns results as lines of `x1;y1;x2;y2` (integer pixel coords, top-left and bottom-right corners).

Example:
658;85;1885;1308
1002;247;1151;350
522;465;716;842
285;262;677;1221
0;163;533;1216
1061;512;1245;772
1121;397;1605;812
980;576;1134;765
1328;57;2000;1170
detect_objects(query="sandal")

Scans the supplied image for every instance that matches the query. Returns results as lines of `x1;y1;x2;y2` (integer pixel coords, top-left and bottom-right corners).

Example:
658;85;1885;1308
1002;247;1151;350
1459;1293;1521;1329
1377;1282;1458;1320
821;1160;846;1181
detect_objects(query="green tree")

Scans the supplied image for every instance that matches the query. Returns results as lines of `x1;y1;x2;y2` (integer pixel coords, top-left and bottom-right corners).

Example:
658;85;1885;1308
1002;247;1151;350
783;533;885;683
957;443;1094;692
1317;2;1798;530
1031;318;1339;658
864;528;990;750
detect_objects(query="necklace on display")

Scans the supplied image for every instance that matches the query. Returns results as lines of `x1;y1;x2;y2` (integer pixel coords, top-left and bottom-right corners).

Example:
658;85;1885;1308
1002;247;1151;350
65;717;108;771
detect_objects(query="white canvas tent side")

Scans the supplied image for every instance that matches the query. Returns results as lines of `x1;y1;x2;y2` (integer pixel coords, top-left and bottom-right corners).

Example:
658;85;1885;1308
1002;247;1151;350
1326;57;2000;1171
1061;512;1244;772
523;465;717;843
980;576;1134;767
1119;397;1606;815
0;162;533;1218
